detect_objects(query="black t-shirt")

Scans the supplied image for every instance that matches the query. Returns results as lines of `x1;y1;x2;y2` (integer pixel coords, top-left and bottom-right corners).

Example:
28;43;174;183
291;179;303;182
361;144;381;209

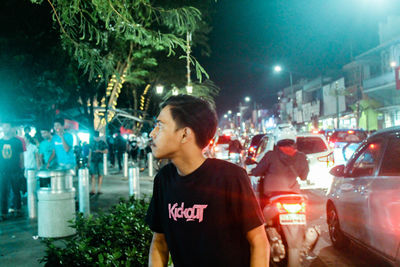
146;158;264;267
0;137;23;173
90;140;108;163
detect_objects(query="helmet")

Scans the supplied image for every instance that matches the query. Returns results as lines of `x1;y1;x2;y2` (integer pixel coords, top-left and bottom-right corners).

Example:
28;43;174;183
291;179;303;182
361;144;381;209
273;124;297;146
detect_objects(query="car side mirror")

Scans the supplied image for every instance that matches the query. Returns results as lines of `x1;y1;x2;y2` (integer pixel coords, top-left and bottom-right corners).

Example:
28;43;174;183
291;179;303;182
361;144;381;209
329;164;345;177
245;158;257;165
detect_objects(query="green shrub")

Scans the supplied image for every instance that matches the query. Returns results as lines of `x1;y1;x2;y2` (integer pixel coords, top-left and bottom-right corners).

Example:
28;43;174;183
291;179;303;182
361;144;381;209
40;197;152;267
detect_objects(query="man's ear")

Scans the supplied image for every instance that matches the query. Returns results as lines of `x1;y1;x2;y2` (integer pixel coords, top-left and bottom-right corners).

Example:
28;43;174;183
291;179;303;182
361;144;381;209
181;128;191;143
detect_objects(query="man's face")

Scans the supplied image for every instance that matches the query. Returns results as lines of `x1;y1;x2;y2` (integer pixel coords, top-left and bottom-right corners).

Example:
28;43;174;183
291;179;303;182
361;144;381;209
41;130;51;140
150;106;183;159
54;122;63;133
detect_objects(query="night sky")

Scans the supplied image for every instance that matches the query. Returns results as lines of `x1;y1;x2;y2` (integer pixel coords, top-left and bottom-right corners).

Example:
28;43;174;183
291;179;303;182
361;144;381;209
201;0;400;116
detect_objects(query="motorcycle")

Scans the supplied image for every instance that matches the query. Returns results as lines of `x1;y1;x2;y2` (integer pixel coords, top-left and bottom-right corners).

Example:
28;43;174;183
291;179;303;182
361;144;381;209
263;193;320;266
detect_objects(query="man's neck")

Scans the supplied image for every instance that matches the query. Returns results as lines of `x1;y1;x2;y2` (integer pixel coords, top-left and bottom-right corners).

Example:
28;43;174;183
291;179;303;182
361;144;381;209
172;150;206;176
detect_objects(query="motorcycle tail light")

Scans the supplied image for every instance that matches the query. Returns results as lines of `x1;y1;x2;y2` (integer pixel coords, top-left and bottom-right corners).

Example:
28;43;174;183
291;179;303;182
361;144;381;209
276;202;305;214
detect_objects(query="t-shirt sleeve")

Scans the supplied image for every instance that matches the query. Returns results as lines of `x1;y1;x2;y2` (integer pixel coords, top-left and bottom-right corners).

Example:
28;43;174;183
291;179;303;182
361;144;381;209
230;168;264;233
145;173;164;233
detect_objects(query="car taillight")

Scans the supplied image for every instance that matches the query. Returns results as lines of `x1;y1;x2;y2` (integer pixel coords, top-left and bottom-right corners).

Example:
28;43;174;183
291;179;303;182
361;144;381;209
210;140;214;145
249;146;255;152
276;202;305;214
348;130;354;134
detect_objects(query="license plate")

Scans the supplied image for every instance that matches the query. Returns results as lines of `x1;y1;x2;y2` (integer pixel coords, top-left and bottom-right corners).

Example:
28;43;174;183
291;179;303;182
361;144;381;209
279;214;306;225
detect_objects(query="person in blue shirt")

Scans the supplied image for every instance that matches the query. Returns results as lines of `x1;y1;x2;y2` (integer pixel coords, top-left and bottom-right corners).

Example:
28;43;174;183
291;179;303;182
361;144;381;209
47;118;75;170
39;127;56;169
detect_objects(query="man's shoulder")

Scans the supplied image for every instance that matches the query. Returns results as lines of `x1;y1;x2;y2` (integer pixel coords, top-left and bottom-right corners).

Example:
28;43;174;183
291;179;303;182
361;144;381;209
206;158;247;178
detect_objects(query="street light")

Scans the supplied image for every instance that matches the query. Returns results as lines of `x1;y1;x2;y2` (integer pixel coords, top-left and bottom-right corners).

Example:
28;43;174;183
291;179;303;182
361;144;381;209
224;114;228;118
228;110;232;114
390;61;397;68
156;85;164;94
245;96;250;102
186;84;193;94
172;87;179;96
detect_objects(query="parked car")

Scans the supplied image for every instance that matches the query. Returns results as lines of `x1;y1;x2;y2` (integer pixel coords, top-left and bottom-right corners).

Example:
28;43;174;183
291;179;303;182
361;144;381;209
329;129;368;166
327;126;400;265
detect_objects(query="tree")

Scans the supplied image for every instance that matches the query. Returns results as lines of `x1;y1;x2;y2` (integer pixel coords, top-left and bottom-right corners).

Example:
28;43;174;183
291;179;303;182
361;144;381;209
31;0;216;131
0;0;77;126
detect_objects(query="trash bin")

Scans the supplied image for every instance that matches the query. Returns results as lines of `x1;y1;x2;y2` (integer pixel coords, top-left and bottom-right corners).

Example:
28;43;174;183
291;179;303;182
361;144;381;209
37;170;76;238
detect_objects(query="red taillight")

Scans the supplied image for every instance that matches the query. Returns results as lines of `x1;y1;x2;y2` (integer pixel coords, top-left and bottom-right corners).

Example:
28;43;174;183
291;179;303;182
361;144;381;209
210;140;214;145
348;130;354;134
276;202;305;214
369;144;377;149
249;146;255;152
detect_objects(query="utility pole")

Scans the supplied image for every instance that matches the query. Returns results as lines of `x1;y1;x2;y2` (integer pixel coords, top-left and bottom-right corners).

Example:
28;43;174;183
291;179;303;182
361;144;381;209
335;81;340;129
289;72;294;123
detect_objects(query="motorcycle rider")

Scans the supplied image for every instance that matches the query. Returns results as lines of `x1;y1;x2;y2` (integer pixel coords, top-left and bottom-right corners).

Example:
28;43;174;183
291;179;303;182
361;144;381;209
250;124;312;266
250;124;309;210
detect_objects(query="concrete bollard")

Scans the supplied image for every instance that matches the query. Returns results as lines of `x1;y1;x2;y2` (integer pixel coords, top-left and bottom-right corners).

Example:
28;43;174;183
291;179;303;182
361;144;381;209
123;152;129;177
103;153;108;176
27;170;37;219
78;168;90;216
128;167;140;198
147;152;154;177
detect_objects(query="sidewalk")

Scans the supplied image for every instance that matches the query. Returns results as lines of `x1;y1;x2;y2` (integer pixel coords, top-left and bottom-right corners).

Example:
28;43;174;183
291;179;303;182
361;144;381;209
0;167;154;267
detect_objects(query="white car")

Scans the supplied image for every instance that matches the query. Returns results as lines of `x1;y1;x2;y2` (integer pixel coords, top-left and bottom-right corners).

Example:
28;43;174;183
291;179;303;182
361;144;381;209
296;133;334;189
245;133;333;190
327;127;400;265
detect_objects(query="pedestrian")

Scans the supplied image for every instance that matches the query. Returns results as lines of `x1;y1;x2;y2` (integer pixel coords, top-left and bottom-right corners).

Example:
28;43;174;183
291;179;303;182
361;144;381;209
137;132;148;171
39;127;56;169
115;132;126;172
24;134;40;173
0;121;24;221
107;133;115;168
88;131;108;195
47;118;76;170
146;95;269;266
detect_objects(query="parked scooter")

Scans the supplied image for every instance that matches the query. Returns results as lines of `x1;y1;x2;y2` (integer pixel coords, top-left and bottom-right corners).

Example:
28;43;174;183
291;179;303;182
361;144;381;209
263;193;320;266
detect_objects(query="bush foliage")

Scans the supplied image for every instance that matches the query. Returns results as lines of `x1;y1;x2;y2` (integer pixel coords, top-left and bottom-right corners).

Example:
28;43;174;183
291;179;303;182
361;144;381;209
40;197;152;267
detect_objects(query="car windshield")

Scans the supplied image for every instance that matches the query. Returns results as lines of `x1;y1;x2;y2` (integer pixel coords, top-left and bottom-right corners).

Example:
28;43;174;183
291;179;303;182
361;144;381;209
297;137;328;154
331;131;367;143
250;134;265;147
216;135;231;144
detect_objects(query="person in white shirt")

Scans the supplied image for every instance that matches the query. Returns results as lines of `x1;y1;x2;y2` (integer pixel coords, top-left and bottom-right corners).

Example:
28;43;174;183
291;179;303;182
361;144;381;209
24;135;40;174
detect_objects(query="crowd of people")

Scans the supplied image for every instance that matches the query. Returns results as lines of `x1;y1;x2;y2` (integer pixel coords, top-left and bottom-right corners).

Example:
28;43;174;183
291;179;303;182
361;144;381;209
0;117;151;221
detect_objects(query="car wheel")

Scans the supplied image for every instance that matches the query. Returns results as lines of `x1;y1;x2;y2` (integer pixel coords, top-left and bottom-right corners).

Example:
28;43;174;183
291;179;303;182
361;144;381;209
327;206;350;249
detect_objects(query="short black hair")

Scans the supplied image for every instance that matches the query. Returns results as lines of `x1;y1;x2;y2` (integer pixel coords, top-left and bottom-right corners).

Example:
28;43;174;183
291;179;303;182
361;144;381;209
161;95;218;148
54;118;64;125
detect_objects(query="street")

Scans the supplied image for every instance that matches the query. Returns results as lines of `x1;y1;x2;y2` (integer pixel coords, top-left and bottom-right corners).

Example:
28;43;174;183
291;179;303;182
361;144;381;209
303;189;391;267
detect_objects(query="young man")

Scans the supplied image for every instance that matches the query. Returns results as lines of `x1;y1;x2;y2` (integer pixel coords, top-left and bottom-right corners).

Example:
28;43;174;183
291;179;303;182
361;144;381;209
47;118;75;170
146;95;269;267
0;122;24;220
88;131;108;195
39;127;56;169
